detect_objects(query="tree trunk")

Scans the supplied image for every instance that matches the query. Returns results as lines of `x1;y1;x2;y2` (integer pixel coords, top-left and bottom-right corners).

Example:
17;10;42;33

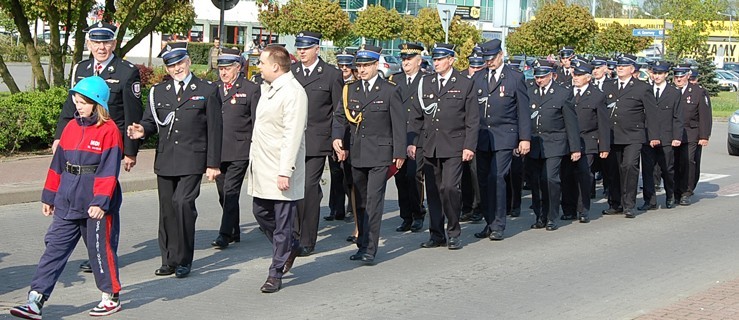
47;10;66;87
117;0;177;57
114;0;147;51
7;0;49;90
0;55;21;93
71;0;92;71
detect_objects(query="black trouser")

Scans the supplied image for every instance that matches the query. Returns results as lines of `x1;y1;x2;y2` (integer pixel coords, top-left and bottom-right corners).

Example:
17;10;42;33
253;198;297;279
528;156;563;224
157;174;202;267
561;154;595;215
505;154;523;213
461;158;481;214
216;160;248;240
674;142;700;198
394;155;424;223
425;156;463;241
476;149;513;232
351;166;389;256
328;156;348;219
295;156;326;248
641;144;675;205
609;143;641;211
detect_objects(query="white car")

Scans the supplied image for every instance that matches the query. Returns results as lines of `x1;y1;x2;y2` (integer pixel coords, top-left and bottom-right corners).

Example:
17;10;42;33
715;69;739;92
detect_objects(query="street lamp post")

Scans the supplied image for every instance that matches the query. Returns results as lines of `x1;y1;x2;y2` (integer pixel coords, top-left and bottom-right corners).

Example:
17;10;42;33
719;11;735;61
644;11;669;57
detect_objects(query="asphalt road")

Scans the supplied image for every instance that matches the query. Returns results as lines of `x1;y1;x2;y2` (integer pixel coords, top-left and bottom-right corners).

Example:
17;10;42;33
0;124;738;319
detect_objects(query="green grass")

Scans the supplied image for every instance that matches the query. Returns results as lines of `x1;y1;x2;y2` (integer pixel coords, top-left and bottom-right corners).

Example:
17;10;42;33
712;91;739;119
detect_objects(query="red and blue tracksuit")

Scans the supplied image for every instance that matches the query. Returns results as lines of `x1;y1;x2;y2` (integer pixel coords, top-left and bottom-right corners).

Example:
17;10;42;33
31;112;123;297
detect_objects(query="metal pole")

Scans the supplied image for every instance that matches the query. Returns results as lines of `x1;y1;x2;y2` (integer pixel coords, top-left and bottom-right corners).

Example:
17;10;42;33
730;15;733;61
662;17;666;57
444;10;450;43
219;0;225;46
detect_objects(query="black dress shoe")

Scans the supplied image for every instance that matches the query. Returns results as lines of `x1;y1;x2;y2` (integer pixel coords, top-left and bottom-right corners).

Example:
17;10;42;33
624;211;636;218
395;221;412;232
282;246;300;273
459;211;474;222
344;213;354;223
469;213;483;223
410;219;424;232
232;234;240;243
560;214;577;221
447;237;462;250
79;260;92;273
679;196;691;206
508;209;521;217
545;223;559;231
323;214;336;221
474;228;491;239
260;277;282;293
579;215;590;223
297;246;314;257
638;203;657;211
349;251;366;260
211;235;230;249
602;208;623;215
489;230;504;241
665;199;675;209
346;235;357;243
531;221;546;229
175;264;191;278
155;265;176;276
420;239;446;248
360;253;375;263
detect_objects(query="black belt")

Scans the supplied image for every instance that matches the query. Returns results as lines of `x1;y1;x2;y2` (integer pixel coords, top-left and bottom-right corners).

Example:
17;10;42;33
65;162;98;175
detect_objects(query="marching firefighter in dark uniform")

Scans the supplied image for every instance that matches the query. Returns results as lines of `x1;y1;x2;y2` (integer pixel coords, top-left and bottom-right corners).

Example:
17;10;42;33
390;43;427;233
560;59;610;223
672;64;712;206
53;22;143;273
291;31;344;257
460;46;484;222
410;43;479;250
527;59;581;231
601;54;657;218
127;42;222;278
332;45;406;263
471;39;530;241
555;46;575;85
638;61;682;211
210;48;261;249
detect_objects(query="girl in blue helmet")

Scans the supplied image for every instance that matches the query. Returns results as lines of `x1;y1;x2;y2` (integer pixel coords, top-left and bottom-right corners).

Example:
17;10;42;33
11;76;124;319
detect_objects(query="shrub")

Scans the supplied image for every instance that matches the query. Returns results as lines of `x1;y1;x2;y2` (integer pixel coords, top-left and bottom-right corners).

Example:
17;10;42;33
0;87;66;153
187;42;244;65
135;64;155;88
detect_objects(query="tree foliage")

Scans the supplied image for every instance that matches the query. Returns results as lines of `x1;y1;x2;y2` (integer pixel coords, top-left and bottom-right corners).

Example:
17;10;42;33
695;46;721;96
400;8;444;50
506;0;597;56
352;5;403;41
664;0;725;59
114;0;196;57
587;22;653;55
257;0;351;41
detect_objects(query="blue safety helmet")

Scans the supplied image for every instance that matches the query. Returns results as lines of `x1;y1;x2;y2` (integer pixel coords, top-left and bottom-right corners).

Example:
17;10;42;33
70;76;110;111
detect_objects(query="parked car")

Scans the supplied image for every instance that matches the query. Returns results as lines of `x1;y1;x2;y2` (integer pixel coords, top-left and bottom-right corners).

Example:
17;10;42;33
377;54;402;78
421;56;435;73
715;69;739;92
41;31;75;53
723;62;739;73
729;109;739;156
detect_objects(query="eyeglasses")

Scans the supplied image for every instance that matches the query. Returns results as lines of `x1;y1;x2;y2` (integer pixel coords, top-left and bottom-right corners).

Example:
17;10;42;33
88;41;115;48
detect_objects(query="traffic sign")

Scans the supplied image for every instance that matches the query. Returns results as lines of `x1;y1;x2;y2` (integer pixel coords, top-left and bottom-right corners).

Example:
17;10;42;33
437;4;458;34
632;29;664;37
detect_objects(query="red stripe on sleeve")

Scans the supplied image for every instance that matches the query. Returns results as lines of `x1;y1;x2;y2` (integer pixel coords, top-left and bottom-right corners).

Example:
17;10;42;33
93;176;118;198
44;169;61;192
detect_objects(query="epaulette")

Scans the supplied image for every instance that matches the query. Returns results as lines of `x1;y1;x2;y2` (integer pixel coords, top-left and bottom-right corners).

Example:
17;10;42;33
386;79;396;86
345;79;358;86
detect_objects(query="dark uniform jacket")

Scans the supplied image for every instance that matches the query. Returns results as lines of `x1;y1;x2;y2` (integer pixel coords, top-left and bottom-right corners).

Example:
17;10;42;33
573;84;611;154
215;75;260;162
411;69;479;158
390;71;425;146
527;81;581;159
645;84;683;145
677;83;712;143
292;59;344;157
473;65;531;152
140;75;223;176
332;77;406;168
56;55;143;156
602;77;656;145
555;66;573;87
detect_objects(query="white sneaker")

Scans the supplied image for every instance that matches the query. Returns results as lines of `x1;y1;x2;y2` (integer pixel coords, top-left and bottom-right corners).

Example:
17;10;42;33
9;290;44;319
89;292;121;317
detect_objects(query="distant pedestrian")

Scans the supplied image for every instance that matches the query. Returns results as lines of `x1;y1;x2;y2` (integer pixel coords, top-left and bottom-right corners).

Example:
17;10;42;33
11;76;124;319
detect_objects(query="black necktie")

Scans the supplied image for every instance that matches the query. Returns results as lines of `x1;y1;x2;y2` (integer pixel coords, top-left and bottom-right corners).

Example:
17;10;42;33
575;88;581;103
540;87;545;97
619;82;625;91
304;68;310;78
439;78;445;92
407;76;411;86
655;87;660;100
364;81;370;97
488;71;496;91
177;81;185;101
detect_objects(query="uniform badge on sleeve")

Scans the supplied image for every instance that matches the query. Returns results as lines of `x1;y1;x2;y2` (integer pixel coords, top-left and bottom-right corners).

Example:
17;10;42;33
132;81;141;98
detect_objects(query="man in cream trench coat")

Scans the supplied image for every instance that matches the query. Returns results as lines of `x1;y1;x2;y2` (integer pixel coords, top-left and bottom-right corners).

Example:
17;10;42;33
246;45;308;293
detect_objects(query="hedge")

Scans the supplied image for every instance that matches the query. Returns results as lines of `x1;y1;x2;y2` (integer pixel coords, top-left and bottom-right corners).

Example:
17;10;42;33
0;87;66;153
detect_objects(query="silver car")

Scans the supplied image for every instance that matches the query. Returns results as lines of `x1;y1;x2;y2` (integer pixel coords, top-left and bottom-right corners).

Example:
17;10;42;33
715;69;739;92
378;54;402;79
729;109;739;156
